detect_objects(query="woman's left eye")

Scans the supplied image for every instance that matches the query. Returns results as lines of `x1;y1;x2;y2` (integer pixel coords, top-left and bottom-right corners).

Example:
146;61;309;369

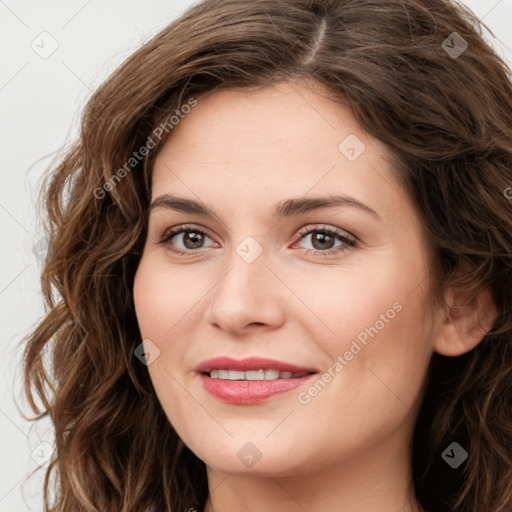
294;225;357;256
156;224;356;257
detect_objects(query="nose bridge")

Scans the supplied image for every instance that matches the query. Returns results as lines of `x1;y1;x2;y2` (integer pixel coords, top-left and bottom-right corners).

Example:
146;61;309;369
205;234;286;331
215;234;269;304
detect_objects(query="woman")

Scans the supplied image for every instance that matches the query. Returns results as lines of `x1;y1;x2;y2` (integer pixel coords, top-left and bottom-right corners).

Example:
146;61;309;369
22;0;512;511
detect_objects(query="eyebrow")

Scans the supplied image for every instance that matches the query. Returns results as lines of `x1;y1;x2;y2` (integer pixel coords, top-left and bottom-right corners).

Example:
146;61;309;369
149;193;380;220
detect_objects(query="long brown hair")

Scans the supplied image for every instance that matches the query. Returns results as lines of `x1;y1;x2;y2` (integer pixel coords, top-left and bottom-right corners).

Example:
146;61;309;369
21;0;512;510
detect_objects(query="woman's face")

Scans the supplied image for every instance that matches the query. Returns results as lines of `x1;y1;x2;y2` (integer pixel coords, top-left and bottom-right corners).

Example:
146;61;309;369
133;81;443;476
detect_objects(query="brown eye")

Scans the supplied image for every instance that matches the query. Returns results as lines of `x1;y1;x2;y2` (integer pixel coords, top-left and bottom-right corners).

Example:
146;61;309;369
295;226;356;256
158;225;217;255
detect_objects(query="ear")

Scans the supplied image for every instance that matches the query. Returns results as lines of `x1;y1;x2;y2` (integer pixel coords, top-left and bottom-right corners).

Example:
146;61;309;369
434;284;499;357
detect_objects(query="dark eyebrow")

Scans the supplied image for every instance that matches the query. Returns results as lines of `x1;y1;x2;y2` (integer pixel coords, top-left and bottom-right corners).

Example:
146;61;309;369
149;193;379;220
272;195;379;220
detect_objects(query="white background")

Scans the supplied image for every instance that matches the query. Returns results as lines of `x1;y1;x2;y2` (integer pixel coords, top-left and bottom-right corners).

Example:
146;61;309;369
1;1;511;510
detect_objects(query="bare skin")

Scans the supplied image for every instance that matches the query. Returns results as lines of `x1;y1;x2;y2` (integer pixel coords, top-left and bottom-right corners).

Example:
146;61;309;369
133;81;497;512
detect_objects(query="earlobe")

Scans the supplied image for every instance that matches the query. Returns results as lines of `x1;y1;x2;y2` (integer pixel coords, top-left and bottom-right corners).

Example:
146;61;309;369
433;285;498;357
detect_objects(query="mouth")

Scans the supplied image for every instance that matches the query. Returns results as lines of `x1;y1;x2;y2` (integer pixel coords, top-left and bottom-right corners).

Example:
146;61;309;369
205;369;313;380
196;357;318;404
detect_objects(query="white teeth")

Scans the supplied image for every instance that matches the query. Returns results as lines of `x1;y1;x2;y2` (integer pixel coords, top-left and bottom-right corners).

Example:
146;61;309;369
264;369;280;380
207;369;310;380
245;370;265;380
227;370;245;380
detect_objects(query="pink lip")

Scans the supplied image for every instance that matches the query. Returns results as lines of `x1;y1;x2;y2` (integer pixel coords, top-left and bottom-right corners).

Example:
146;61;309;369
196;357;318;405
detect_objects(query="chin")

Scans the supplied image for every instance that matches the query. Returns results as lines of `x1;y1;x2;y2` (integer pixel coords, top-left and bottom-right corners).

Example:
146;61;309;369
188;436;313;476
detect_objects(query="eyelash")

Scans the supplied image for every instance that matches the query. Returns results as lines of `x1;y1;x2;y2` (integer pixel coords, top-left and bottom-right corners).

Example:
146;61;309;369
156;224;357;257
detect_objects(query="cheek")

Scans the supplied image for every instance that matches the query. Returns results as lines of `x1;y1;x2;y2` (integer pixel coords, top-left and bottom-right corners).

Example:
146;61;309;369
287;258;410;351
133;255;200;339
292;283;433;462
132;257;202;436
304;258;434;400
320;280;433;413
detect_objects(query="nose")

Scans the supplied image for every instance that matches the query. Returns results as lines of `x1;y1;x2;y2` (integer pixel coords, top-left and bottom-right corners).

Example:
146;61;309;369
204;246;286;335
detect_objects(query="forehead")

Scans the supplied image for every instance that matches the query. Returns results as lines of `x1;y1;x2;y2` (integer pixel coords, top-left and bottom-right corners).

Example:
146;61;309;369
151;82;405;223
155;82;370;166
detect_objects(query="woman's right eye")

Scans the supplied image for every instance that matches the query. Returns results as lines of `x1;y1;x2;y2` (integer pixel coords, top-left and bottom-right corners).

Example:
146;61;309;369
157;225;218;255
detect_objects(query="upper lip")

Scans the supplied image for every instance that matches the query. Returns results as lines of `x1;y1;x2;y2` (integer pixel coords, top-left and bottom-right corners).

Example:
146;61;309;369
195;356;318;374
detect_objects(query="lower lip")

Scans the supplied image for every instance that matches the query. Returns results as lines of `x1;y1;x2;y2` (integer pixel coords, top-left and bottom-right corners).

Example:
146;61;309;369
199;373;316;404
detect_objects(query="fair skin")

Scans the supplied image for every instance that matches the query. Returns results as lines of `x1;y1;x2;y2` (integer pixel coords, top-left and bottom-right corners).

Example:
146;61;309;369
133;81;496;512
